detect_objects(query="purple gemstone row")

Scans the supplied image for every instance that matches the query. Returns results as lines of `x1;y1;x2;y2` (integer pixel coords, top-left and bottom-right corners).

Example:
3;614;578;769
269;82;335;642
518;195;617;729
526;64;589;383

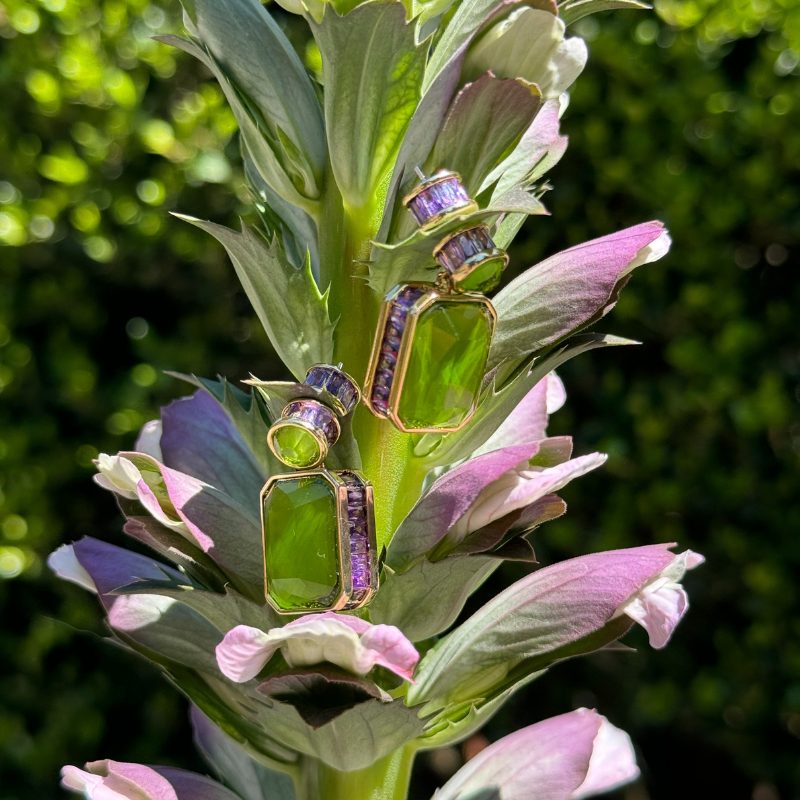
305;366;359;415
408;176;471;226
436;225;494;274
370;286;426;414
342;473;371;605
283;400;339;445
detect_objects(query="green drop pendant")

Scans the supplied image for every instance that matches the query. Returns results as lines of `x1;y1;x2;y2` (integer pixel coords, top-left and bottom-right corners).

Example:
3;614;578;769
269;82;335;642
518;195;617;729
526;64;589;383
261;468;377;614
363;284;496;433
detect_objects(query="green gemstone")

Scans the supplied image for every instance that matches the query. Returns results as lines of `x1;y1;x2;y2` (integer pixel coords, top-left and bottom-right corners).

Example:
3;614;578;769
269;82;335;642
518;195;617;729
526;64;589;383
397;297;494;430
272;424;322;468
263;475;341;611
455;256;505;294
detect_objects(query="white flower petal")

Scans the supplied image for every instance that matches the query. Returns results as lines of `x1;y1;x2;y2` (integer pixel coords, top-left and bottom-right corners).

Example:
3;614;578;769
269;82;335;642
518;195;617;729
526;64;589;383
135;420;163;461
48;545;97;593
614;549;704;648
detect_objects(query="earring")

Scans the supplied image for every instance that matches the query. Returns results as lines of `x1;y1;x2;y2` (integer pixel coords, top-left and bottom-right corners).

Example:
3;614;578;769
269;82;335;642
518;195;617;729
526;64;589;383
261;467;377;613
267;364;360;469
362;170;503;434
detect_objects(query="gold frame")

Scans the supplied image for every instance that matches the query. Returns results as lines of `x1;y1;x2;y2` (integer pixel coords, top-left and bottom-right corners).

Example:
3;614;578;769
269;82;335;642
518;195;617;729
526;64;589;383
304;363;362;417
363;283;498;433
266;400;341;470
450;248;509;289
401;170;478;231
260;468;377;614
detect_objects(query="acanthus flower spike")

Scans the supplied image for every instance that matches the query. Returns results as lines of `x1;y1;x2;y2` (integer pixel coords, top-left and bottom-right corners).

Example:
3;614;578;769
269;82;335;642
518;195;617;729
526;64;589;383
267;363;360;469
261;467;378;613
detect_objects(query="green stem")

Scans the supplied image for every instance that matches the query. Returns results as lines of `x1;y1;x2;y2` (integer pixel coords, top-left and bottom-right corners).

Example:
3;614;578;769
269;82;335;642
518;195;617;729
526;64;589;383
299;746;417;800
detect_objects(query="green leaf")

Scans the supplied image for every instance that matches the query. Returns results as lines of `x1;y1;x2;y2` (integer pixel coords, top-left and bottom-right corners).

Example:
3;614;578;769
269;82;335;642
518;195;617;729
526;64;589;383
419;334;637;466
368;557;498;642
423;0;556;94
311;1;428;210
167;373;280;478
179;0;325;198
418;669;545;748
112;580;281;633
559;0;651;25
426;75;542;196
192;707;298;800
155;35;321;218
173;216;335;381
177;669;427;771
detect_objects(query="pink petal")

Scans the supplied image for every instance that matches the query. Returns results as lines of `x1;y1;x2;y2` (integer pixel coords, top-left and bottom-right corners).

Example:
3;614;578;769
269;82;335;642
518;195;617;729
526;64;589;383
571;716;640;798
359;624;420;681
435;709;602;800
215;625;274;683
288;611;372;635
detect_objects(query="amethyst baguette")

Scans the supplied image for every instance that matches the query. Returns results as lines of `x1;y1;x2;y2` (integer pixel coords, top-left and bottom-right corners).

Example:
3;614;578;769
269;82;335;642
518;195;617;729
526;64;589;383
282;400;340;445
341;471;375;609
402;170;477;230
434;225;495;274
304;364;360;416
369;286;426;415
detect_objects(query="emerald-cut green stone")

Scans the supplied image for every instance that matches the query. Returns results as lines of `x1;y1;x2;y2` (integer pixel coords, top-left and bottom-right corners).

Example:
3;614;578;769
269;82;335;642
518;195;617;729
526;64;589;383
271;425;321;468
397;298;494;430
456;256;505;294
262;475;341;611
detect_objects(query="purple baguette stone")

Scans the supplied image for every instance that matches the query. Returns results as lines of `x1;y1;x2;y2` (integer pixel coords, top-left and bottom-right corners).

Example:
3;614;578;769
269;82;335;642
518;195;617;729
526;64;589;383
405;174;471;227
436;225;495;274
283;400;339;445
340;473;373;607
304;365;359;414
370;286;428;413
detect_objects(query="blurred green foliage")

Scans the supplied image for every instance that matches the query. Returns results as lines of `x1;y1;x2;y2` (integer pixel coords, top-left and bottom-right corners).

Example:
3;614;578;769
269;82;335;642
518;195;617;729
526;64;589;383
0;0;798;798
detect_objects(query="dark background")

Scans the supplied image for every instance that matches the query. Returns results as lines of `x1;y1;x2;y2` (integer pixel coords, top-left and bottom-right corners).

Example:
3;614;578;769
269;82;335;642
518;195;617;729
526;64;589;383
1;0;798;798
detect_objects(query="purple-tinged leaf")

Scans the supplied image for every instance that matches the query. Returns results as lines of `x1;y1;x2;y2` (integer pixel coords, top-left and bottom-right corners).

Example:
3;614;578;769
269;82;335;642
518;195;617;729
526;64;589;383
386;443;542;571
160;390;265;512
407;544;682;708
489;222;670;368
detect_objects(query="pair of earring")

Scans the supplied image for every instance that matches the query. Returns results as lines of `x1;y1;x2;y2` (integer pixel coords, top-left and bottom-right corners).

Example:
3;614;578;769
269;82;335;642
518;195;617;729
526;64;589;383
260;169;508;615
261;364;378;615
363;169;509;434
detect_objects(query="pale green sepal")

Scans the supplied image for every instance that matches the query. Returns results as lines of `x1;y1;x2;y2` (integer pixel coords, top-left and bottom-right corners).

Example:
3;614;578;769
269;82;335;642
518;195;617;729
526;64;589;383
166;373;279;479
175;668;428;771
178;0;325;197
173;216;335;381
418;334;637;465
559;0;650;25
417;669;545;747
311;1;428;210
155;35;321;218
368;557;498;642
426;75;542;196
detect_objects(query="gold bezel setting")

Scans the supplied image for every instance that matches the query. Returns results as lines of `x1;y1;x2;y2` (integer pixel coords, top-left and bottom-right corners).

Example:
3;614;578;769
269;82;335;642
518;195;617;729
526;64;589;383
266;400;341;470
363;283;497;433
260;468;377;614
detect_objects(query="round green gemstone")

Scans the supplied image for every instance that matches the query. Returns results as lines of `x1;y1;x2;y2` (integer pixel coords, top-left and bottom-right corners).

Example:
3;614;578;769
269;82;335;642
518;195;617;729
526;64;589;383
272;424;322;468
455;256;505;294
397;297;494;430
262;475;341;612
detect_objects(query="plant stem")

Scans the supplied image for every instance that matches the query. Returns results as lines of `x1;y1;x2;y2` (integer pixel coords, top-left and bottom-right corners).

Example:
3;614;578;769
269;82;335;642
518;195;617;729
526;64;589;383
299;746;417;800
